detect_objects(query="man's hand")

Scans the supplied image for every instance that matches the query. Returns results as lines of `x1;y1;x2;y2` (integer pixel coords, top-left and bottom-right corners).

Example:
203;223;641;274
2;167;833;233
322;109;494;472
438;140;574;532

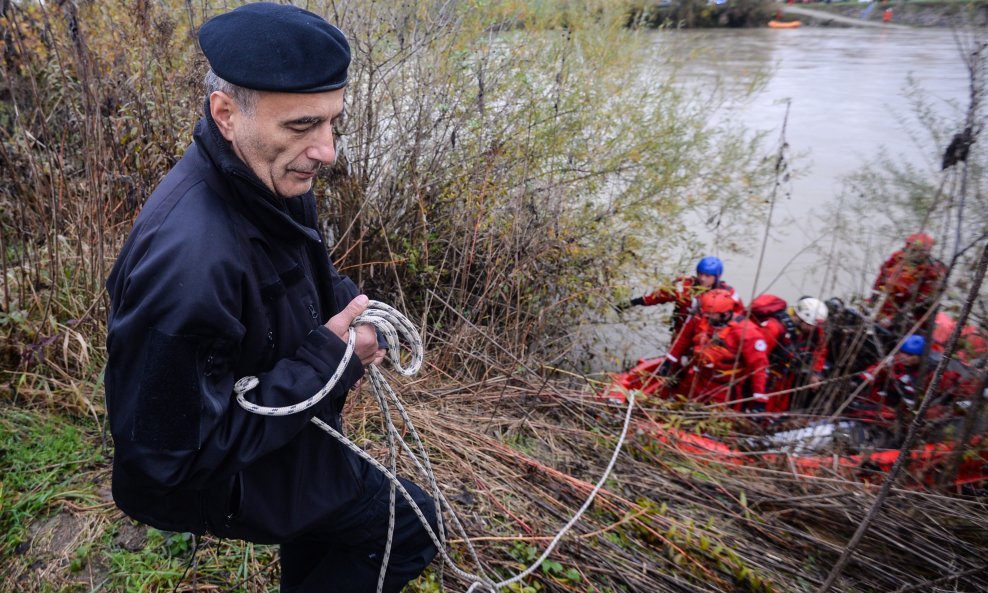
326;295;387;367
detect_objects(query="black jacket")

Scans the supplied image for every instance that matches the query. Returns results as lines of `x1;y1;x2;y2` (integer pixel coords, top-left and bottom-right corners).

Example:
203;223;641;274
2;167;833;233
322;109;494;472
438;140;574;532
105;111;369;543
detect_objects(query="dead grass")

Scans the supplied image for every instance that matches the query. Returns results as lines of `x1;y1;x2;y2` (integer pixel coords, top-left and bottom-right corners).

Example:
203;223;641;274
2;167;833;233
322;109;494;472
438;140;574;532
346;378;988;592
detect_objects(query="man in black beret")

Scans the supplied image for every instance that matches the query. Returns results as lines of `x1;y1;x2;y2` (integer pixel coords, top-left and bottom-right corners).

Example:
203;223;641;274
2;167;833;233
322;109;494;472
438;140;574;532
104;3;438;592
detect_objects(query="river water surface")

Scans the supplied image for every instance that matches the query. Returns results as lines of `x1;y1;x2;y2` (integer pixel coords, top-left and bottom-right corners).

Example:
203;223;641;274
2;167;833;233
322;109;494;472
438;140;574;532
595;26;972;368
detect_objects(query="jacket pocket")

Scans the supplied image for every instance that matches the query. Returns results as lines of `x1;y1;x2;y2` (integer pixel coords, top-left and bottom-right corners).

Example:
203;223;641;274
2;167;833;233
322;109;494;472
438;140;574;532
224;472;245;527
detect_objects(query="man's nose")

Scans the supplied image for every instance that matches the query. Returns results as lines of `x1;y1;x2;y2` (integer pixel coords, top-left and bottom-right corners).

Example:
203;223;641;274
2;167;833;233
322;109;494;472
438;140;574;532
307;125;336;165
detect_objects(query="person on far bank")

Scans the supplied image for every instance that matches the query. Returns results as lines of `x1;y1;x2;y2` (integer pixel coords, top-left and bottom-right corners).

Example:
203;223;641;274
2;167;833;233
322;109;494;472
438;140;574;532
868;233;947;334
104;4;437;592
621;256;744;335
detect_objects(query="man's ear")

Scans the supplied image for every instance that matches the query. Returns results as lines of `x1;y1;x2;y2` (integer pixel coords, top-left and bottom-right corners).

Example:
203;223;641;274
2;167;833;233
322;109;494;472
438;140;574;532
209;91;238;142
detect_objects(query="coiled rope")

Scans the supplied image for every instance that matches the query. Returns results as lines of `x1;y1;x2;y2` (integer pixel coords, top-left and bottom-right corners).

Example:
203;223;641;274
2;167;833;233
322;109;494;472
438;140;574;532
235;300;635;593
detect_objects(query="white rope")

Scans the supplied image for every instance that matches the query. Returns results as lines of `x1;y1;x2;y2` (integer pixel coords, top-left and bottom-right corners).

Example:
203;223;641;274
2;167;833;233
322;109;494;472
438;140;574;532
235;300;634;592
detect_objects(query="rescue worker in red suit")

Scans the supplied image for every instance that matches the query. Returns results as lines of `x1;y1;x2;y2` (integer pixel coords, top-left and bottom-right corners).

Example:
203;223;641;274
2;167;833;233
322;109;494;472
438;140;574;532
929;313;987;403
623;256;744;335
749;295;829;414
657;289;770;412
931;312;988;364
869;233;947;333
852;335;961;423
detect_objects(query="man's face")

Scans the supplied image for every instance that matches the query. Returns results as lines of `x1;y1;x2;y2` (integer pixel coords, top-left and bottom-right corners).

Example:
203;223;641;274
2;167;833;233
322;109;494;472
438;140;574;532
896;352;921;367
214;88;345;198
697;273;717;288
905;242;930;262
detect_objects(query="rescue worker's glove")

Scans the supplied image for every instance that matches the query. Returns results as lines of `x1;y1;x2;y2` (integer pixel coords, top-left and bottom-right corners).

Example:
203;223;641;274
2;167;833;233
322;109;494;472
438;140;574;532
614;297;645;313
888;376;917;408
748;401;767;414
657;359;675;377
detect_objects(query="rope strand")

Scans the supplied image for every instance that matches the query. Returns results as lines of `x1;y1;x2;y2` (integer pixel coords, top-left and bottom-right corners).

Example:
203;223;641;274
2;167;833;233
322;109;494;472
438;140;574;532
235;300;633;592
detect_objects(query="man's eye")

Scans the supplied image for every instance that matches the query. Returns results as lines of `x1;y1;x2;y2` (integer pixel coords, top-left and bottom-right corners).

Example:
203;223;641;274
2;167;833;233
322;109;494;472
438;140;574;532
289;126;312;133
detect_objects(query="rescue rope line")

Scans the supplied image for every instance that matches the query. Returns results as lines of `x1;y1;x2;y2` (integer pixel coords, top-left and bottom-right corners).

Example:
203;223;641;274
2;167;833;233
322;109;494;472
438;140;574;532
234;300;635;593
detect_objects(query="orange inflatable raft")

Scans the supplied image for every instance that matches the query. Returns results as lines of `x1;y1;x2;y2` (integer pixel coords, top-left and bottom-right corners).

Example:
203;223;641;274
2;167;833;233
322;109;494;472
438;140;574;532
597;358;988;491
768;19;802;28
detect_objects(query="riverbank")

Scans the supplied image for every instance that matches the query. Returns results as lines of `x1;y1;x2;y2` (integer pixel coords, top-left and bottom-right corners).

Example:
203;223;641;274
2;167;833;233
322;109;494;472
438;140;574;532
636;0;988;27
6;386;988;593
3;2;986;591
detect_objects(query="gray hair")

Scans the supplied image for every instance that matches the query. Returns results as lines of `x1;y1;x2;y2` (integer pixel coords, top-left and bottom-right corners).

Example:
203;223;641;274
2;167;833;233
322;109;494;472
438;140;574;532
204;69;258;116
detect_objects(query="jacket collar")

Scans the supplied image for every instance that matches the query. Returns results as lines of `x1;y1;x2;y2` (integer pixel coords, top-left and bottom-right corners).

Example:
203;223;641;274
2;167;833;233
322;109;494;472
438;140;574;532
192;102;323;244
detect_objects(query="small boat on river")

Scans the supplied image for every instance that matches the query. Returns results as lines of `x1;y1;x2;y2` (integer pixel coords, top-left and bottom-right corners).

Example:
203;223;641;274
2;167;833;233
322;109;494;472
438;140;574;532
768;19;802;28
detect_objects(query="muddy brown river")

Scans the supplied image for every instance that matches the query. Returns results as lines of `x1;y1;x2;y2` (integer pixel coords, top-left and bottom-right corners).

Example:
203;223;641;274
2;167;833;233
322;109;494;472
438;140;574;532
590;27;973;369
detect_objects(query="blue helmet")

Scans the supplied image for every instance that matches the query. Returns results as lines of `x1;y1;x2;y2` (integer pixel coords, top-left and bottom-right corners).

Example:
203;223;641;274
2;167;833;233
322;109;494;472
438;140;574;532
696;256;724;278
901;335;925;355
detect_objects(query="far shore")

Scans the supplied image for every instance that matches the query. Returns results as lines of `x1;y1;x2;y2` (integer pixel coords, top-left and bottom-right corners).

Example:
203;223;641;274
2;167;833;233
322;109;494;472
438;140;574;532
639;0;988;28
772;0;988;27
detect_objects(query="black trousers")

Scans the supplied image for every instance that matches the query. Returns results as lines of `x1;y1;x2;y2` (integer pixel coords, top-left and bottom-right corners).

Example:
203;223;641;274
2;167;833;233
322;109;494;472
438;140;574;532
279;469;439;593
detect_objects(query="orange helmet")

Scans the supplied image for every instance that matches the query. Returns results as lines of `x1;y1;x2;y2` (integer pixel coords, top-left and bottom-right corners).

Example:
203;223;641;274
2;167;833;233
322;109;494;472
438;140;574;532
699;289;736;315
905;233;934;251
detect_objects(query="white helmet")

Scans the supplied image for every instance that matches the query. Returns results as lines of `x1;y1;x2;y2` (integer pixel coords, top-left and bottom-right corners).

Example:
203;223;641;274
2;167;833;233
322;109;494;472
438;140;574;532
795;297;828;326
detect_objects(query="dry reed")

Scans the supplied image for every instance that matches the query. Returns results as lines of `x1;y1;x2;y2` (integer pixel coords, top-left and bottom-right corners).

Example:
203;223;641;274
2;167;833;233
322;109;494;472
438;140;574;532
338;377;988;593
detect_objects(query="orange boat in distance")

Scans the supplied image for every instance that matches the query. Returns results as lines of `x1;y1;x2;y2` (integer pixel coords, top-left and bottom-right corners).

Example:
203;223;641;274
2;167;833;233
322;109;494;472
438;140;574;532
768;19;802;28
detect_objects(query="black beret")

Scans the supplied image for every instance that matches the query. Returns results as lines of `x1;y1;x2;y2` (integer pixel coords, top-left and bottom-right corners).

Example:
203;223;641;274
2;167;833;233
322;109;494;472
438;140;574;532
199;2;350;93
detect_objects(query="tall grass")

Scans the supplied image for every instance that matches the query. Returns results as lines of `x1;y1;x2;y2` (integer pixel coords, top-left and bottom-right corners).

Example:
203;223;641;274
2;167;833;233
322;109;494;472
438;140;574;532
2;1;199;410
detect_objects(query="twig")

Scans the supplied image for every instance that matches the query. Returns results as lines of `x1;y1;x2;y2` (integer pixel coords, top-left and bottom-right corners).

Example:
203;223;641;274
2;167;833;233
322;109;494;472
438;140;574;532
750;98;791;301
892;561;988;593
